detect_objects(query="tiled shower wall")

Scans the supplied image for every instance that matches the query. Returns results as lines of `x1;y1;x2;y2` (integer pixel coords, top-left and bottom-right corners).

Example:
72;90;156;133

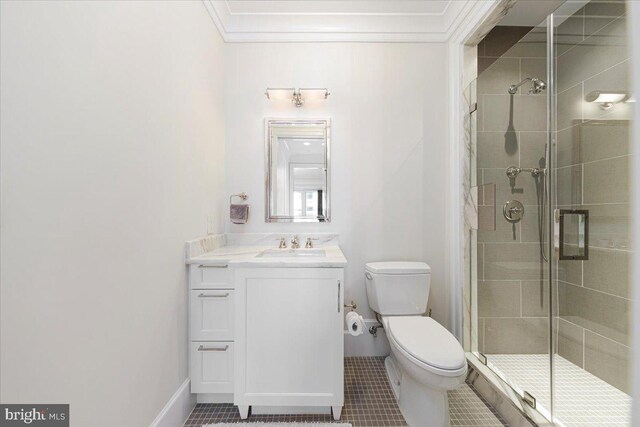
554;1;632;394
476;26;550;355
476;0;633;395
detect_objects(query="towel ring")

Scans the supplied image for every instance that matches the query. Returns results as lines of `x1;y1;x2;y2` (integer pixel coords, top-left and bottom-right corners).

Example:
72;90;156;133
230;192;248;204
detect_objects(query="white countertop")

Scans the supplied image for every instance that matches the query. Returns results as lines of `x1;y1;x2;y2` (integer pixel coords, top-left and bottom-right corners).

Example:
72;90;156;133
187;243;347;268
185;233;347;267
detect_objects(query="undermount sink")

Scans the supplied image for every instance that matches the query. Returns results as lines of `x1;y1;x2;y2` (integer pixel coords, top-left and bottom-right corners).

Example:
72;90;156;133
258;249;326;258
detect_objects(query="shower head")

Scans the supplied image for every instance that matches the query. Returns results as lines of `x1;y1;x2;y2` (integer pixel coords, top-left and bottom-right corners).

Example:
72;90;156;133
530;78;546;94
508;77;547;95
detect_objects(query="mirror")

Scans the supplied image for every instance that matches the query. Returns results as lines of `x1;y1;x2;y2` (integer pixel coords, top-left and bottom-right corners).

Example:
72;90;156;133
265;119;330;222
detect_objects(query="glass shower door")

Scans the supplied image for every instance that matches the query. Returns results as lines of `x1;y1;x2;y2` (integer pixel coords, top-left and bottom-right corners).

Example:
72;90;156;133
471;17;554;418
550;1;633;425
469;1;634;424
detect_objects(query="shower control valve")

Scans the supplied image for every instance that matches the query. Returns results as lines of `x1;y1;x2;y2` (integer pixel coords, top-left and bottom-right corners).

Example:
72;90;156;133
503;200;525;222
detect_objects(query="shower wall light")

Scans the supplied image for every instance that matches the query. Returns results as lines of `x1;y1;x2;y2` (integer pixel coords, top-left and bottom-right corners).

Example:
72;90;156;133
585;91;630;110
265;88;330;108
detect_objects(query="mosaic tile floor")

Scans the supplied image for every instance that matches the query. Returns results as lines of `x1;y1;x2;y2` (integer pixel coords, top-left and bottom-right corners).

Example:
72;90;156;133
487;354;631;426
184;357;508;427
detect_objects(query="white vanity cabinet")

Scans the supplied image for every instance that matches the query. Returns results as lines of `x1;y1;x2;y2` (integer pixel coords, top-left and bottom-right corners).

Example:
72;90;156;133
189;264;235;397
234;267;344;420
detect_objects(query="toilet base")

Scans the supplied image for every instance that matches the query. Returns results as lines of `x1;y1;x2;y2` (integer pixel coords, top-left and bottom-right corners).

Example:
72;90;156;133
384;355;401;400
384;355;450;427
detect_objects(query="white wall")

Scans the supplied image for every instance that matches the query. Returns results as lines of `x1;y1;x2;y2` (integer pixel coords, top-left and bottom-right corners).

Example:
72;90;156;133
0;2;225;426
225;43;450;327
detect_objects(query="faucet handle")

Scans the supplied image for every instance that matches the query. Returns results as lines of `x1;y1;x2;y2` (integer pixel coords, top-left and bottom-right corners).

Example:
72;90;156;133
278;237;287;249
305;237;314;248
291;236;300;248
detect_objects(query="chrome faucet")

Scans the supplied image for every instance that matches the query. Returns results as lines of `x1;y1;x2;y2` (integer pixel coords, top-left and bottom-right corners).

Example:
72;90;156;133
291;236;300;249
305;237;314;248
278;237;287;249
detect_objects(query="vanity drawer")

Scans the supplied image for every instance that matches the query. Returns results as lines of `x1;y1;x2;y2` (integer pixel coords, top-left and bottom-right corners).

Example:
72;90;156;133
190;289;235;341
190;341;234;394
190;265;232;289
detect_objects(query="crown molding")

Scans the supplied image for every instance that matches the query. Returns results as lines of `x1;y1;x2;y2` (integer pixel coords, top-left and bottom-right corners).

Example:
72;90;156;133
202;0;485;43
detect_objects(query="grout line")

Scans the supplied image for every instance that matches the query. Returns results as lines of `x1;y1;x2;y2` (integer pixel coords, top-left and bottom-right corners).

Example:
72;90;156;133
582;7;585;42
519;281;523;317
558;279;632;301
555;79;582;97
580;81;584;123
583;327;586;368
477;130;548;134
585;328;632;350
557;201;631;207
481;96;485;132
556;56;631;97
480;55;546;60
581;157;585;205
478;316;555;320
556;13;627;61
481;242;485;281
555;153;631;170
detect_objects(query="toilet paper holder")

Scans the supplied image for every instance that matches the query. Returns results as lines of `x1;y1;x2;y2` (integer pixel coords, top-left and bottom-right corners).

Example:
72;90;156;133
344;301;357;311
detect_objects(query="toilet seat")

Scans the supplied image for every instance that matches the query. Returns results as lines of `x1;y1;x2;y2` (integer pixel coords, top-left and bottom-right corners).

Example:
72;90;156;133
385;316;466;376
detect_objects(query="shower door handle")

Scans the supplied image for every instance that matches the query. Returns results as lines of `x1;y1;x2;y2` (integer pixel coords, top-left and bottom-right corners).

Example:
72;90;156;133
555;209;589;260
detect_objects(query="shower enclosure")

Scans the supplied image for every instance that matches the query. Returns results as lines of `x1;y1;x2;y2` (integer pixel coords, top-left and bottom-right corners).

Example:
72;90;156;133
467;1;633;425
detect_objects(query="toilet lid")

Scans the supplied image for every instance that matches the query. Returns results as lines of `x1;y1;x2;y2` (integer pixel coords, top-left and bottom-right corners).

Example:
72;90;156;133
365;262;431;275
387;317;465;371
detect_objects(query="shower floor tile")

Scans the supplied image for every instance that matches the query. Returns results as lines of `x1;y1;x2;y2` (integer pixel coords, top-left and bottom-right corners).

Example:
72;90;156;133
184;357;508;426
487;354;631;426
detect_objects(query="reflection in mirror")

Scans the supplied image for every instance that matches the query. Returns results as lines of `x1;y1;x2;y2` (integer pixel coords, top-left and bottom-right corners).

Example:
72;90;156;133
265;119;330;222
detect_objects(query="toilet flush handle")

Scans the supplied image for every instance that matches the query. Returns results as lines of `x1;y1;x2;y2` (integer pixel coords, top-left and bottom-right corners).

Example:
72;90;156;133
365;272;373;280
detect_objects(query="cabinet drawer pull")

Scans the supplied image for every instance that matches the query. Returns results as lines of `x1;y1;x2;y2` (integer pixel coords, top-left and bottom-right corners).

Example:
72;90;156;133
198;293;230;298
197;345;229;352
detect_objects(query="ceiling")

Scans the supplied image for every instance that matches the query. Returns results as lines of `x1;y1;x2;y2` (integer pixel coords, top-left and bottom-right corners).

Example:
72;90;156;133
202;0;479;42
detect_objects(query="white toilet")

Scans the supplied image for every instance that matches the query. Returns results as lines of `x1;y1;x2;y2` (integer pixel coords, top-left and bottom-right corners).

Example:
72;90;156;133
365;261;467;427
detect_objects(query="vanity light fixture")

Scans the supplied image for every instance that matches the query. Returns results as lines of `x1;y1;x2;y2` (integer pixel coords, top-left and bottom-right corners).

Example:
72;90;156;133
585;90;630;110
265;88;330;108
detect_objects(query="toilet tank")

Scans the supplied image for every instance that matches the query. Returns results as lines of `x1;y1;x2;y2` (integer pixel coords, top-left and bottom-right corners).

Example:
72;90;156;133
365;262;431;316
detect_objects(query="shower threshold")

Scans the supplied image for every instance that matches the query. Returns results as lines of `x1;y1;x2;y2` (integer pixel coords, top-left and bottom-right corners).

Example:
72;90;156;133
486;354;631;426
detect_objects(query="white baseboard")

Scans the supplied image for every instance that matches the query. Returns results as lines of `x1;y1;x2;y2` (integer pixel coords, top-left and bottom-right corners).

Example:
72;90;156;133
344;318;390;357
149;378;196;427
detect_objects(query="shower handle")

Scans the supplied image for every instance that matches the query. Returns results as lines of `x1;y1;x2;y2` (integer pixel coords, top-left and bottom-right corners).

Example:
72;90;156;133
503;200;525;222
506;166;546;179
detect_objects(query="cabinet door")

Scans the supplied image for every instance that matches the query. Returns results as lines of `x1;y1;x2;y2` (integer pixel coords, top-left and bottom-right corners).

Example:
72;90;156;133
190;265;232;289
190;342;234;393
190;289;234;341
235;268;344;407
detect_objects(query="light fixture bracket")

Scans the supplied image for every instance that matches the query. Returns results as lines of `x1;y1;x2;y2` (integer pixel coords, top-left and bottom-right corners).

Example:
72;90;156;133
292;91;304;108
265;88;329;108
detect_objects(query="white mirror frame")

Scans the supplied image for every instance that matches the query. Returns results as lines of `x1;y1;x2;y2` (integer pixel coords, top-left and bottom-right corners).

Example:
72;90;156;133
264;118;331;223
